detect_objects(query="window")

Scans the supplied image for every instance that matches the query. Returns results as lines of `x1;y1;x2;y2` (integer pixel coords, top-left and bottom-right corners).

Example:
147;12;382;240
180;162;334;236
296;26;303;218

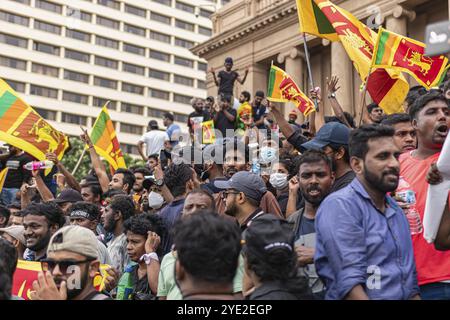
120;143;139;155
175;37;194;49
174;75;193;87
35;0;62;13
0;33;27;48
96;16;119;30
174;113;188;123
122;63;145;76
199;26;212;36
121;103;144;115
34;107;56;121
175;19;194;32
95;36;119;49
97;0;120;10
63;91;88;104
33;41;59;55
0;56;26;70
149;50;170;62
150;12;171;25
61;113;87;125
197;80;206;89
174;56;193;68
150;31;171;44
123;43;145;56
65;49;90;62
11;0;30;4
198;62;207;71
32;63;59;77
93;97;116;110
124;24;146;37
199;8;213;18
149;88;169;100
149;69;169;81
66;8;92;22
34;20;61;34
0;11;29;26
79;11;92;22
147;108;165;118
122;82;144;95
66;29;91;42
174;93;191;104
125;4;146;17
64;70;89;83
5;79;25;92
153;0;171;5
94;77;117;89
30;85;58;98
176;1;194;13
120;123;142;134
95;56;118;69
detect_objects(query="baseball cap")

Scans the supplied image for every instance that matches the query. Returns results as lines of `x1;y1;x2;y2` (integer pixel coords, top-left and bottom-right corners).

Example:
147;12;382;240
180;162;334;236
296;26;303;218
47;225;98;260
225;57;233;64
0;225;26;245
148;120;159;129
301;122;350;150
242;214;294;256
214;171;267;202
54;189;83;204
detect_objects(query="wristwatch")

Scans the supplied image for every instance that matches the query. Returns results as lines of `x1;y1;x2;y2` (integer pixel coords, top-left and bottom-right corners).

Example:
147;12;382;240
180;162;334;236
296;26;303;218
141;252;159;265
154;178;164;187
328;92;336;99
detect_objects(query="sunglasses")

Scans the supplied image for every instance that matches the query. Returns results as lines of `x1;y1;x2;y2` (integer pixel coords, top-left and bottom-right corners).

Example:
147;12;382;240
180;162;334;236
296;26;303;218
221;190;241;200
41;258;94;273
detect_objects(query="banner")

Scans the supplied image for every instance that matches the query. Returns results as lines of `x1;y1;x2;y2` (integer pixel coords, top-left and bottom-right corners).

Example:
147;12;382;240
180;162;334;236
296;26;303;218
202;120;216;144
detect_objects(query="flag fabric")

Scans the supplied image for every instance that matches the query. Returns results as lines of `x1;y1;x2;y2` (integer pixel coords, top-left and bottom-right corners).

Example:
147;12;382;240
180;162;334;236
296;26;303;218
296;0;338;41
202;120;216;144
12;260;110;300
372;27;449;89
90;104;126;170
0;168;8;193
267;65;316;116
312;0;409;114
0;79;69;162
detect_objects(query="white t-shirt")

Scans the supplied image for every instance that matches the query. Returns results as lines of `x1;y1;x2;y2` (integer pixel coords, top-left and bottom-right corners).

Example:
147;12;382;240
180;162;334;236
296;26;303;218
139;130;169;156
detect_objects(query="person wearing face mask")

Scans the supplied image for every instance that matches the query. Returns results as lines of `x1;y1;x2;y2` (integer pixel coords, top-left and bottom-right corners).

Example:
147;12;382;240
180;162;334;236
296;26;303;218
269;159;294;215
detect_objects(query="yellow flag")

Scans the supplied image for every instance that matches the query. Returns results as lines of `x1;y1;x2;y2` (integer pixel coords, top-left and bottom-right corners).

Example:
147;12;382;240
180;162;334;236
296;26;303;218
0;167;8;193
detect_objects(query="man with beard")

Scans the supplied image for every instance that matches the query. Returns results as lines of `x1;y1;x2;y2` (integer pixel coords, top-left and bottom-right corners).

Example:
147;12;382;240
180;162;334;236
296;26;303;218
23;202;65;261
200;144;227;195
315;125;420;300
381;113;417;153
102;195;134;274
287;150;334;299
30;225;111;300
400;91;450;300
367;103;385;124
187;98;210;142
108;168;136;196
215;171;267;231
131;167;151;210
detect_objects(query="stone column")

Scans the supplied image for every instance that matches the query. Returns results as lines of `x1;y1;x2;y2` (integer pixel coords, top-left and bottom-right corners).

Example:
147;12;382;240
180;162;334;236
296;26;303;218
331;42;353;115
279;48;305;121
244;63;267;98
385;5;416;36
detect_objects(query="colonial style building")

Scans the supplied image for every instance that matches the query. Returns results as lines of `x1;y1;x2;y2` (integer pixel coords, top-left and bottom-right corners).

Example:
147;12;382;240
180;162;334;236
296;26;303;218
191;0;448;121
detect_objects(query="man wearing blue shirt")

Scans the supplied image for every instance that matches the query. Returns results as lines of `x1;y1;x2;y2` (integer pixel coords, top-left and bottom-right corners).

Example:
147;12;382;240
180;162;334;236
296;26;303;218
315;125;420;300
163;112;181;147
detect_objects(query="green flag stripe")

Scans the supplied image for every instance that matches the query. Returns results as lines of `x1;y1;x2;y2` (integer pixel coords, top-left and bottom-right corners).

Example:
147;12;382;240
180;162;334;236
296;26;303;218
91;111;108;144
312;1;335;35
0;91;18;118
375;30;390;65
267;68;276;97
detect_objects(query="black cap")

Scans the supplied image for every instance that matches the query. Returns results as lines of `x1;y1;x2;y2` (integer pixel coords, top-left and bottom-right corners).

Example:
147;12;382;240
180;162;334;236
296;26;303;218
214;171;267;202
225;57;233;64
242;214;295;257
54;189;83;204
148;120;159;129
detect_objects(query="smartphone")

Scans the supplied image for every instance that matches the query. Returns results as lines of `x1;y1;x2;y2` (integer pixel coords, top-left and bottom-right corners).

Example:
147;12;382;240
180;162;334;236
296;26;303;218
425;21;450;56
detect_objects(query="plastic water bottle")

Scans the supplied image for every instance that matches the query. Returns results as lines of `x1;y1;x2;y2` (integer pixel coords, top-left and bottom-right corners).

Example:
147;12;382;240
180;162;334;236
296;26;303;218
396;176;423;235
23;160;54;171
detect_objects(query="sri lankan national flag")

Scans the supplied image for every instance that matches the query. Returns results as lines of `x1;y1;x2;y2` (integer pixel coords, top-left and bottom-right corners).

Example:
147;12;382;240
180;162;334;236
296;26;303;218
372;27;449;89
267;65;316;116
202;120;215;144
296;0;338;41
90;104;126;170
0;79;69;162
310;0;409;114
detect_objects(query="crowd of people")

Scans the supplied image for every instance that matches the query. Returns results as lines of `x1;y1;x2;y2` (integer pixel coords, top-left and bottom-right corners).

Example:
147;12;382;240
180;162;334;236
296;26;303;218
0;55;449;301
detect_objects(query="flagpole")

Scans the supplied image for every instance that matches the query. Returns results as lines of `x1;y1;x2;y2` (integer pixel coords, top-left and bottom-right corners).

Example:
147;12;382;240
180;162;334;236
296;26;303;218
358;66;372;127
72;148;87;175
302;33;319;112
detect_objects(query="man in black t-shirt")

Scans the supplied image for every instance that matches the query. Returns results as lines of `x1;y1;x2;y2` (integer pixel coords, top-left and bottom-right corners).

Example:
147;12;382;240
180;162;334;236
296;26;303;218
210;57;249;101
0;145;32;205
187;98;211;145
212;95;237;139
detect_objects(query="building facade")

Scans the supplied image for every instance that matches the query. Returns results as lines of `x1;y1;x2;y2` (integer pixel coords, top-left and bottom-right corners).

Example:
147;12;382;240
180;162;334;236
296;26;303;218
191;0;448;122
0;0;223;155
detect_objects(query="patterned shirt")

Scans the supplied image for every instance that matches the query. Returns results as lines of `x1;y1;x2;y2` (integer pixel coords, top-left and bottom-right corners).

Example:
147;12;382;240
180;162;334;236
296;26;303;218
107;233;130;275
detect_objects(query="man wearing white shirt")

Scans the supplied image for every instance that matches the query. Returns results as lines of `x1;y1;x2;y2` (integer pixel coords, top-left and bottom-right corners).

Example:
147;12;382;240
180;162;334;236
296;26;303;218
138;120;169;161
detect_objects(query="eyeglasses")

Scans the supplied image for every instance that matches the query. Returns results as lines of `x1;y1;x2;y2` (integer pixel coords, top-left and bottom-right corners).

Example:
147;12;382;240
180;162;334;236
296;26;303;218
221;190;240;200
41;258;94;273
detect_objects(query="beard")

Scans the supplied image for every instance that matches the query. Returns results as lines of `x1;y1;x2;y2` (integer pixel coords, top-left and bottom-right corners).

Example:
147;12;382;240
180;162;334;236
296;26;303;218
27;232;52;252
302;185;327;207
224;199;238;217
364;166;399;193
55;268;90;300
103;214;116;233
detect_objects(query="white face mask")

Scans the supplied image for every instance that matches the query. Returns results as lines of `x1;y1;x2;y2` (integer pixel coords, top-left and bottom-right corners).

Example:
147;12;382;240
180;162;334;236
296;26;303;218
260;147;278;164
270;173;288;190
148;191;164;209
